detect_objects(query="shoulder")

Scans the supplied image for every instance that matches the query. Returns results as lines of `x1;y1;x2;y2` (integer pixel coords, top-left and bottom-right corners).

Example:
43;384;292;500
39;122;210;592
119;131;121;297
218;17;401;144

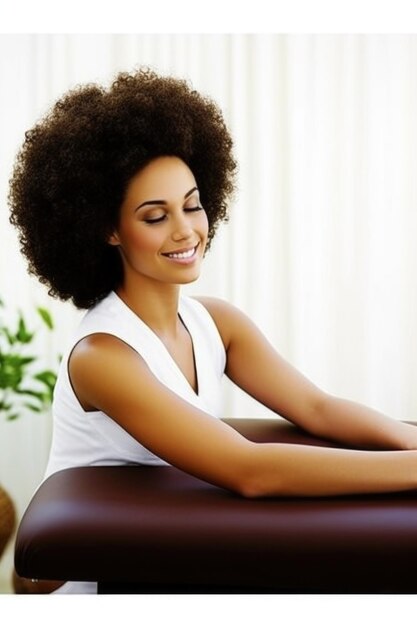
68;333;145;411
69;333;142;381
192;297;251;351
192;295;240;319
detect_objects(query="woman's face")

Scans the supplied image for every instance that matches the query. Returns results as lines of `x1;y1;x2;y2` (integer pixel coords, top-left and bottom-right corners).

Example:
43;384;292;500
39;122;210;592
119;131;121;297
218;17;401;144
109;156;209;287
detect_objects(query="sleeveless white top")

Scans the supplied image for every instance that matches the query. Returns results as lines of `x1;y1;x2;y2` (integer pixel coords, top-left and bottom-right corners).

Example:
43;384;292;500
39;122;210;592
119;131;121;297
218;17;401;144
44;290;226;480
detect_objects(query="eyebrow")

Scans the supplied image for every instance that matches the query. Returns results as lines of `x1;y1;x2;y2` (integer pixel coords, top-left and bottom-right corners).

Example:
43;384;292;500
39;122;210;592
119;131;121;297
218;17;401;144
134;187;199;212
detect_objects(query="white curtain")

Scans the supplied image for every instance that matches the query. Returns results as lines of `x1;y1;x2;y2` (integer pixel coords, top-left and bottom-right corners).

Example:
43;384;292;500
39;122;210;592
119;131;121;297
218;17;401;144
1;33;417;549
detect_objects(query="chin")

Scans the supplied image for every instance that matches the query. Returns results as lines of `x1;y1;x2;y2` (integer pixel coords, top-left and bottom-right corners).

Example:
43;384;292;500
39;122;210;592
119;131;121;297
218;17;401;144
175;273;201;285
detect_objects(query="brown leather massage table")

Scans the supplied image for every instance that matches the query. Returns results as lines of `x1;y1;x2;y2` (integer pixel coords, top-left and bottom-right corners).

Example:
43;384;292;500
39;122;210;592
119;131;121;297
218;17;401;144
14;418;417;593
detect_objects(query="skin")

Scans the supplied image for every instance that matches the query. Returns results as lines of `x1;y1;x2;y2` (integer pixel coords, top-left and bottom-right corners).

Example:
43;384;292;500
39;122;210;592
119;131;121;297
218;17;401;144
69;155;417;498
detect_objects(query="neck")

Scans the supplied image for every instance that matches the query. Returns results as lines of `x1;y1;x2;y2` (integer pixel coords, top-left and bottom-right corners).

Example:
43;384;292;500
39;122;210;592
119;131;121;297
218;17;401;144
115;275;182;340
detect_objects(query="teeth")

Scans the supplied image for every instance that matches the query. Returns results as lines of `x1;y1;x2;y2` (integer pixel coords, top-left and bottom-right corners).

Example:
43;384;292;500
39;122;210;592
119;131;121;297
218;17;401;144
167;247;196;259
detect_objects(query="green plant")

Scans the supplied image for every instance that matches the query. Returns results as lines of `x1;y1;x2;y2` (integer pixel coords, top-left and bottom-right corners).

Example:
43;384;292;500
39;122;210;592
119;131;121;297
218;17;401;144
0;297;58;421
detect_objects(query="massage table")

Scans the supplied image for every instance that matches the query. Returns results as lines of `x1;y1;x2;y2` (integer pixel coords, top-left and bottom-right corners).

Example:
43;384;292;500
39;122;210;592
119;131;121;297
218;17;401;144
14;418;417;593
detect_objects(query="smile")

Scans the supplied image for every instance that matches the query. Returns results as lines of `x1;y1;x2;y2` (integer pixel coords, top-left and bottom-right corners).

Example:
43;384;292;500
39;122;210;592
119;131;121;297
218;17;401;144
162;243;199;261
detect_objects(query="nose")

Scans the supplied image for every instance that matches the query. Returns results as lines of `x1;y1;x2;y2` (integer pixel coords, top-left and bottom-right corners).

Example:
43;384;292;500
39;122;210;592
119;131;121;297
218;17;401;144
171;212;194;242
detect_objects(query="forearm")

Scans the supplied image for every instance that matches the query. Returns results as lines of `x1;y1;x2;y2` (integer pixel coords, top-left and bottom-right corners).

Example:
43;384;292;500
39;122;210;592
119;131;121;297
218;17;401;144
244;442;417;497
308;395;417;451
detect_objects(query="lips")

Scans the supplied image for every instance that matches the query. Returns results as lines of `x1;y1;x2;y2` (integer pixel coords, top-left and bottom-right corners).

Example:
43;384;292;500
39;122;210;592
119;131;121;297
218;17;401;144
161;243;199;259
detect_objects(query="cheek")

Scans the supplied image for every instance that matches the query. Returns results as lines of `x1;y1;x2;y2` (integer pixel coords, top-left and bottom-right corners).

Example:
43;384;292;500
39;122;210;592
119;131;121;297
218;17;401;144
199;211;209;237
121;225;162;254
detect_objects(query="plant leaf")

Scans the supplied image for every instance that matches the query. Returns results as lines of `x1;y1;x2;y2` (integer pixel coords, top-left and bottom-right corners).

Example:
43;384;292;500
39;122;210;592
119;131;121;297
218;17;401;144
34;370;57;390
0;328;16;345
37;307;54;330
1;300;58;421
23;402;42;413
14;388;45;401
0;361;23;389
6;413;19;421
15;315;34;344
10;355;36;366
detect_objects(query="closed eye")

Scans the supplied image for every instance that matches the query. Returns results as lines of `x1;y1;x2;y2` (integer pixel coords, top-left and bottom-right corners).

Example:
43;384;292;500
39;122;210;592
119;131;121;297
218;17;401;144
144;215;166;224
144;206;203;225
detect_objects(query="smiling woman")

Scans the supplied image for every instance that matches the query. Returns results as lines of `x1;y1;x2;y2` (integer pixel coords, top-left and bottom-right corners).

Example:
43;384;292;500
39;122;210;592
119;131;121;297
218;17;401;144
9;68;236;310
8;66;417;595
107;156;209;290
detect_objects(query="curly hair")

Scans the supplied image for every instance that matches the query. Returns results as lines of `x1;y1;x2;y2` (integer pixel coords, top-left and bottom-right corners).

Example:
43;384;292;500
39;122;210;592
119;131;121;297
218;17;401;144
8;67;237;309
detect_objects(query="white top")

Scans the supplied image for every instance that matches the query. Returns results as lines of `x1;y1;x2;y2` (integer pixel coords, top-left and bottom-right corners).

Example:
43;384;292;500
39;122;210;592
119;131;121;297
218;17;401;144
44;290;226;480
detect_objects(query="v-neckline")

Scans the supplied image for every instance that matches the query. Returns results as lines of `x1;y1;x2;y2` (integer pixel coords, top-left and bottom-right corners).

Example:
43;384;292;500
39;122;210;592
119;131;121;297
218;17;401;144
111;291;200;398
177;312;199;396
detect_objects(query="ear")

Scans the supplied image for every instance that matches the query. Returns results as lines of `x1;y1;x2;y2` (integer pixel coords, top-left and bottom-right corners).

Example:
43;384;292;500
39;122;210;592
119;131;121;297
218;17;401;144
107;232;120;246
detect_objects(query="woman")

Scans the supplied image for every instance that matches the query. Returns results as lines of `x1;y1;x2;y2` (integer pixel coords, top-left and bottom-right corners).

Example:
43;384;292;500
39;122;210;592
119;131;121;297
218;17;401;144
9;68;417;593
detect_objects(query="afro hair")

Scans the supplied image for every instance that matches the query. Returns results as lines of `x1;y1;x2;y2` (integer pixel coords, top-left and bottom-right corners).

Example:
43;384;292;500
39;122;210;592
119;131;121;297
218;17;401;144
9;67;237;308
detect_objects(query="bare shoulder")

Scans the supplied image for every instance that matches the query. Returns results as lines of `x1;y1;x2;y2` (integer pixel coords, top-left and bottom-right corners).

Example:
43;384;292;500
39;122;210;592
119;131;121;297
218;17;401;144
69;332;139;369
69;332;145;388
68;333;145;411
192;296;250;350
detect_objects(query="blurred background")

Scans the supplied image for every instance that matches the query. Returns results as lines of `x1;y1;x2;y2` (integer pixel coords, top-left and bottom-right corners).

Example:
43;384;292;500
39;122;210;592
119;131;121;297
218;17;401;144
1;33;417;590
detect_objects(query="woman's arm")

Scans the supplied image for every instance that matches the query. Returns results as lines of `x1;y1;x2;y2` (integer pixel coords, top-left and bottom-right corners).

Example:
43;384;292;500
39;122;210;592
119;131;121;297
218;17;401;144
196;297;417;451
303;394;417;451
69;332;417;498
